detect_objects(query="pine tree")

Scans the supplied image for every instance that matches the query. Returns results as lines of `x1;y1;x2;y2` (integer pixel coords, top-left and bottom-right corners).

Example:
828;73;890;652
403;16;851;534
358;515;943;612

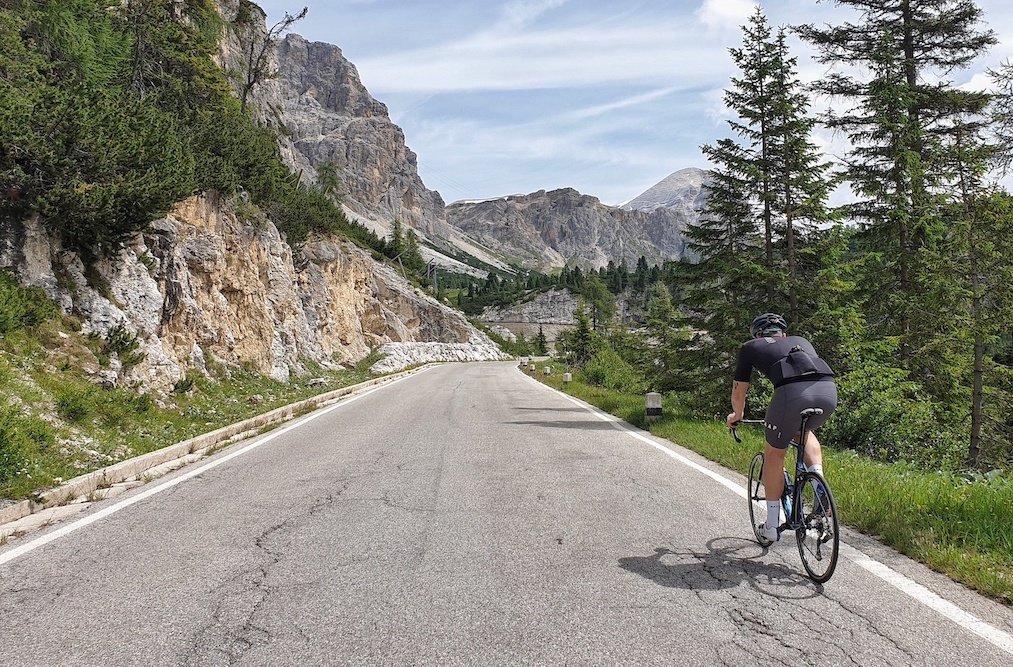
768;29;835;329
583;273;615;331
567;301;594;366
234;4;307;112
800;1;1000;466
388;220;405;258
725;8;780;301
404;230;425;275
679;7;835;411
535;325;548;355
643;282;693;392
799;0;996;370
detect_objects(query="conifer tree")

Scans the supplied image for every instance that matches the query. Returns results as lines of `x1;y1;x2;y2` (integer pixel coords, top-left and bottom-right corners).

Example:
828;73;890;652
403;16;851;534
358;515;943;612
799;0;996;371
404;230;425;275
768;30;834;329
535;325;548;355
583;273;615;331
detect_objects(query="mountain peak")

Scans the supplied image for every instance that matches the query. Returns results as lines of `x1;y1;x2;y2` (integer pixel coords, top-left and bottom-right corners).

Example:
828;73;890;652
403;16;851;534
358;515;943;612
622;167;706;212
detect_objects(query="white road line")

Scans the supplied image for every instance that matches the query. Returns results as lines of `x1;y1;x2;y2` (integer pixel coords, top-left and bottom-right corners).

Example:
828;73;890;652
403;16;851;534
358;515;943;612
523;373;1013;657
0;369;429;568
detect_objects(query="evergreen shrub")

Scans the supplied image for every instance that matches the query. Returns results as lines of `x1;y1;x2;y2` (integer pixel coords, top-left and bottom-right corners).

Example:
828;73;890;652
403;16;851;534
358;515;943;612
0;272;58;334
580;346;646;394
824;360;965;469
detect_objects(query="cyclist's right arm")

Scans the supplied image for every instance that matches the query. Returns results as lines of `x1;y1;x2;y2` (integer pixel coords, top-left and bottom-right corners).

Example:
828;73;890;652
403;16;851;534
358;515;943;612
727;379;749;428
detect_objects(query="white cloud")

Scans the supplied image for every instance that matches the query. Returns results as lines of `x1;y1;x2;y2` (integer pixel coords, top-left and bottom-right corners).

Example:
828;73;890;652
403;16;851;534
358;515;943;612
496;0;570;31
559;86;682;122
356;22;734;93
695;0;757;31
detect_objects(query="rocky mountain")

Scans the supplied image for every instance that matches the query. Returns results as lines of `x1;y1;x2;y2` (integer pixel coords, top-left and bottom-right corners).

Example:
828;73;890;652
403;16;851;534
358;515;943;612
622;167;707;213
445;188;691;273
244;21;508;274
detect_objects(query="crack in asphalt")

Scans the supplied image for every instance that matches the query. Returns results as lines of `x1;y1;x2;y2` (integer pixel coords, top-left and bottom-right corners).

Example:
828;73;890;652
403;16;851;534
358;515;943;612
620;542;923;666
183;481;355;666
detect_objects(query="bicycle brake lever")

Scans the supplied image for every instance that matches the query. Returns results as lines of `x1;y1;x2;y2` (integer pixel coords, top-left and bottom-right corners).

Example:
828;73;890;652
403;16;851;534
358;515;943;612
729;427;742;443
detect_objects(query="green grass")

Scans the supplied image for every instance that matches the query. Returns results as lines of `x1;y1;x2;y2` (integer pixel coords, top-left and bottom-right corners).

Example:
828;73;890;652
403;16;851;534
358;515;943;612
535;368;1013;606
0;316;383;501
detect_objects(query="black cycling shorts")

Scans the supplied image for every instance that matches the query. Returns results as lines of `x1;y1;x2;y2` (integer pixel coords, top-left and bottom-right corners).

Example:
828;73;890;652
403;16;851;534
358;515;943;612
764;378;837;449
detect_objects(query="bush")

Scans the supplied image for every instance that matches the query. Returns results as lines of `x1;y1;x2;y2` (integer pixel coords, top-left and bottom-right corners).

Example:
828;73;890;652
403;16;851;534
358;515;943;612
580;346;646;394
0;272;58;334
55;388;91;423
823;360;965;469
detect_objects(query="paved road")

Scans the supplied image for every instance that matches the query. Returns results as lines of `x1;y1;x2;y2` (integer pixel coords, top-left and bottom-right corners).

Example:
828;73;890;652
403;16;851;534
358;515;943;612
1;362;1011;666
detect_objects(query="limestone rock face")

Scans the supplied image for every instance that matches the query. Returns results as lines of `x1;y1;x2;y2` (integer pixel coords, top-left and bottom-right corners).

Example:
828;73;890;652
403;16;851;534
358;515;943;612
220;9;508;271
445;189;690;273
0;196;504;392
481;289;580;326
274;34;452;242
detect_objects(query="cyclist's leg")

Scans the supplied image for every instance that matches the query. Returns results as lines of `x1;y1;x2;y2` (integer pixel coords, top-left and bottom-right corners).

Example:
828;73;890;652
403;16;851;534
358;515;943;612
762;442;787;500
801;430;823;469
762;387;794;536
793;380;836;472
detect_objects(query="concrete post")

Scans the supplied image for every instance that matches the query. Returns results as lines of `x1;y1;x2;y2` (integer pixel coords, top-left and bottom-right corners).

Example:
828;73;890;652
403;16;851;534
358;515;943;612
563;373;572;384
529;364;536;372
646;392;662;424
543;366;551;375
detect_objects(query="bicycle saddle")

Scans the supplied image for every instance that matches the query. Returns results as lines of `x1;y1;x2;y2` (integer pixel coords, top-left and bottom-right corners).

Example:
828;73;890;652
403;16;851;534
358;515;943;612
800;407;824;417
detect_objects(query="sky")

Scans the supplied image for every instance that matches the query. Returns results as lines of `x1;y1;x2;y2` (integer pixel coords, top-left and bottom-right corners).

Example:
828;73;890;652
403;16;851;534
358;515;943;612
257;0;1013;206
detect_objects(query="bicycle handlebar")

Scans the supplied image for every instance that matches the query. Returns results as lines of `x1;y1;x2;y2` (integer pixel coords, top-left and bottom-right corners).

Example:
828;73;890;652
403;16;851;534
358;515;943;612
728;419;765;444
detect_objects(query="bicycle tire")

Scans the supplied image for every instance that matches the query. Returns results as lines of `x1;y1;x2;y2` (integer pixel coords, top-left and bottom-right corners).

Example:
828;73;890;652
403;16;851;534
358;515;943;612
795;471;839;583
747;452;772;546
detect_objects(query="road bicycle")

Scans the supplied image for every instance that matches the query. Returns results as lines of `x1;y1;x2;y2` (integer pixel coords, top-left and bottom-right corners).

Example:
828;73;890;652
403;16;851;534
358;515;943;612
731;408;840;583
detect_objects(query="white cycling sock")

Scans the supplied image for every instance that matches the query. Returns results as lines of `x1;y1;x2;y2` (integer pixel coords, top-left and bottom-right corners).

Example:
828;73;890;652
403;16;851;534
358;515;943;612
766;500;782;526
810;464;824;478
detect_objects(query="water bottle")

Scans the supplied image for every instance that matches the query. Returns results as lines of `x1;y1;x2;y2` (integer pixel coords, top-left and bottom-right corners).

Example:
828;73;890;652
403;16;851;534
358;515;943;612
781;470;793;518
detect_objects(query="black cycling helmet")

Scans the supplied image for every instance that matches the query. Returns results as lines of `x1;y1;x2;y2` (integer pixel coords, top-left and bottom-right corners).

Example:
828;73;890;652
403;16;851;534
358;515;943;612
749;313;788;338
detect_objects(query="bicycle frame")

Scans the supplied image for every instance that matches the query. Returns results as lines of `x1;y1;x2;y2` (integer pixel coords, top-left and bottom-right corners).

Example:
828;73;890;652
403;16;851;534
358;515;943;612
731;408;839;582
731;411;817;531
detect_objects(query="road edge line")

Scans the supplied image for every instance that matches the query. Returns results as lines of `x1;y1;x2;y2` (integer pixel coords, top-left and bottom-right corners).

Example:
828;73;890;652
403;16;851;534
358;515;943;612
520;371;1013;657
0;368;430;567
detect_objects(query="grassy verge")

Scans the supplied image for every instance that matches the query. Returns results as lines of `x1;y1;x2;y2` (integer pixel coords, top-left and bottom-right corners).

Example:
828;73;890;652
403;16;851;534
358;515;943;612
0;314;384;502
531;363;1013;605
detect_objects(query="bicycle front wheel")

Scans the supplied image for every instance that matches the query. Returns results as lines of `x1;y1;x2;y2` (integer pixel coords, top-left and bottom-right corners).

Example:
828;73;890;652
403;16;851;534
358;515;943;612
747;452;772;546
795;471;839;583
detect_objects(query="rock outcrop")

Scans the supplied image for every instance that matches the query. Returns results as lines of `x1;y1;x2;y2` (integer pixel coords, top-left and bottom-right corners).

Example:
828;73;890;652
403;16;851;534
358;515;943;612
481;289;580;325
445;189;690;273
0;195;507;393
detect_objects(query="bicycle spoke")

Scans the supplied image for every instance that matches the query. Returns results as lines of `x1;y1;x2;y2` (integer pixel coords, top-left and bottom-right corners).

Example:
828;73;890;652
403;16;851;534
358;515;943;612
795;472;840;583
747;452;771;546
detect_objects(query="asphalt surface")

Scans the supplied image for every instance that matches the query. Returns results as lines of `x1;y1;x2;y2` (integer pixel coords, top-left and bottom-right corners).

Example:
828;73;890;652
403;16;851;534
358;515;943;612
1;361;1011;666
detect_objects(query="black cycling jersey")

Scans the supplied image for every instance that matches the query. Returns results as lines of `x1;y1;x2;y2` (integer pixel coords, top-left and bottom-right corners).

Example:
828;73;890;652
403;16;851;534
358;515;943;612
734;335;828;384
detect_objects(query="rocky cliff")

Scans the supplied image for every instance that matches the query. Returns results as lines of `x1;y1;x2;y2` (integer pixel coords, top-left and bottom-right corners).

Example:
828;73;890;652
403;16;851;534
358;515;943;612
445;188;690;273
0;194;506;394
481;289;580;326
0;2;511;394
217;2;509;274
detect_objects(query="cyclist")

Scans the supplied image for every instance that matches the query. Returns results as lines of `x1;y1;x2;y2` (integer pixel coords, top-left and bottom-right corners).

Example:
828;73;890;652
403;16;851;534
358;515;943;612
725;313;837;542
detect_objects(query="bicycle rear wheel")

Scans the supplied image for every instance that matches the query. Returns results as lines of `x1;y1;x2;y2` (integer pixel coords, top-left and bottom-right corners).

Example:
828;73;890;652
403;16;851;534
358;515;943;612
795;471;839;583
747;452;772;546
